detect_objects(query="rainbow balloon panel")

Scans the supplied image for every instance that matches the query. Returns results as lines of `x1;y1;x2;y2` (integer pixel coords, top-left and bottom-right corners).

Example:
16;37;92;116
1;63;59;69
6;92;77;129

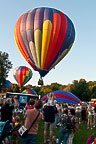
41;91;81;104
22;88;37;95
13;66;32;87
0;80;12;93
14;7;75;77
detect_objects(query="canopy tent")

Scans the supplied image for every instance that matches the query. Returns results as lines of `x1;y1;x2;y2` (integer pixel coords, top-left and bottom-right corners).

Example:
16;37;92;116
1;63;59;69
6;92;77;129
41;90;81;104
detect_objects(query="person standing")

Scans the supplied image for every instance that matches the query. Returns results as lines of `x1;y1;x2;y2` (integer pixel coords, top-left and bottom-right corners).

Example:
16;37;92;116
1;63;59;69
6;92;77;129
87;104;93;129
58;108;72;144
43;101;58;144
1;98;16;122
21;100;43;144
25;99;35;110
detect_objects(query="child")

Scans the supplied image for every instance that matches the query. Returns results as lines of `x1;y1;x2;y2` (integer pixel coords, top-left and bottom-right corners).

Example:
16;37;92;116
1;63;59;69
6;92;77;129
47;93;55;106
12;116;21;144
86;133;96;144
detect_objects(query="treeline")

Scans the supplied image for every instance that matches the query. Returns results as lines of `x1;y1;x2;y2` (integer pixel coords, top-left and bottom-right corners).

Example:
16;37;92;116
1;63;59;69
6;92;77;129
10;79;96;101
1;51;96;101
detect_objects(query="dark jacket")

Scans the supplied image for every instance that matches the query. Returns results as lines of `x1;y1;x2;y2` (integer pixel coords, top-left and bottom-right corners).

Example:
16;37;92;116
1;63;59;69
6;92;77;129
1;104;14;122
43;104;58;123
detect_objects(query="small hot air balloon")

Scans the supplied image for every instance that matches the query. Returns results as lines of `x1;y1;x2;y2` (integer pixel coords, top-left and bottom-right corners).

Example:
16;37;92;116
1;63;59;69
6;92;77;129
0;80;12;93
22;88;37;95
14;7;75;84
13;66;32;87
41;91;81;104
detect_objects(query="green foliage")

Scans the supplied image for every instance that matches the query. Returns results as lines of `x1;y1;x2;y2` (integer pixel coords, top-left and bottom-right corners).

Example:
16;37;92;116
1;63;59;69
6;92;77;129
91;86;96;99
0;51;12;89
50;82;60;91
23;84;33;89
39;86;52;97
33;86;41;95
70;79;91;101
63;84;71;91
10;78;96;101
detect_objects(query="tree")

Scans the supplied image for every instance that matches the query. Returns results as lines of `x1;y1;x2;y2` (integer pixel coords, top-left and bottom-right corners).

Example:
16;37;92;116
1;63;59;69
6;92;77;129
70;79;91;101
50;82;61;91
39;86;52;97
0;51;12;89
63;84;71;92
91;86;96;99
32;86;41;95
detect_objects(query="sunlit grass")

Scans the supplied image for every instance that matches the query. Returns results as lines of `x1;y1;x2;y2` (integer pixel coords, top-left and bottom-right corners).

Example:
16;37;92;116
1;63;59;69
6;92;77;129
18;114;96;144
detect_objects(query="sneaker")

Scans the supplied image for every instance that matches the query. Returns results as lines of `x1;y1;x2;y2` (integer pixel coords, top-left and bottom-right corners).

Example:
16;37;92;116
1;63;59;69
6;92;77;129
91;127;93;130
93;125;95;127
87;127;89;129
56;139;59;143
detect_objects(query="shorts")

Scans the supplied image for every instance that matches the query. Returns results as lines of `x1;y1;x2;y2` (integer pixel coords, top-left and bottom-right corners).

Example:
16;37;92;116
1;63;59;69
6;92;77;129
44;122;54;131
88;114;92;119
93;113;96;120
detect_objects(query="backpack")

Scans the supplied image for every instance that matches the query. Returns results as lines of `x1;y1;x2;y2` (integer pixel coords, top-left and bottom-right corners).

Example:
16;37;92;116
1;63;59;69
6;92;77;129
61;115;72;130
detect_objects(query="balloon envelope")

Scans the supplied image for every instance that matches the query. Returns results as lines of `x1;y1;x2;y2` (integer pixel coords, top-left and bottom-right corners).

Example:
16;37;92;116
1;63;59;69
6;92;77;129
0;80;12;93
13;66;32;87
41;90;81;104
22;88;37;95
14;7;75;77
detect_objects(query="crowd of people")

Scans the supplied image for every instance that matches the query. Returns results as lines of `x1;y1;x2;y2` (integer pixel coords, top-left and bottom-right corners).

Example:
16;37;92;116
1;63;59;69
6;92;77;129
0;94;96;144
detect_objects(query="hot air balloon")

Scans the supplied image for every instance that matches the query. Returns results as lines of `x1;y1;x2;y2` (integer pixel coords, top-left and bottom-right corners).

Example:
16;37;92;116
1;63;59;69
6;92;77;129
22;88;37;95
41;91;81;104
13;66;32;87
14;7;75;83
0;80;12;93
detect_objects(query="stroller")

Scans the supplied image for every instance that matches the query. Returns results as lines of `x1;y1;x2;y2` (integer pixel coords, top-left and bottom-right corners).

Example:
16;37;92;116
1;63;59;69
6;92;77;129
0;120;21;144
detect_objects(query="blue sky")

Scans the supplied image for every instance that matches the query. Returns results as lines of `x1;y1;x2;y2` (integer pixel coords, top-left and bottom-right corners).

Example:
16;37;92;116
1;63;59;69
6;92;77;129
0;0;96;86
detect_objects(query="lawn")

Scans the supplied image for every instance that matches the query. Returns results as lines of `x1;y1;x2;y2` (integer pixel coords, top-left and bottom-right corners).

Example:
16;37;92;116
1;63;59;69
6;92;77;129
36;119;95;144
19;114;96;144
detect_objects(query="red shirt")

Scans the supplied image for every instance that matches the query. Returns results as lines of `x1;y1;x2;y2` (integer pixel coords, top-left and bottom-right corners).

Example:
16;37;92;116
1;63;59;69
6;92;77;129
25;105;34;110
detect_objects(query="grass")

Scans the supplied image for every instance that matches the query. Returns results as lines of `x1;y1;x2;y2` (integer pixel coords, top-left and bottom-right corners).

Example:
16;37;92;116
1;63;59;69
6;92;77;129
37;119;96;144
18;114;96;144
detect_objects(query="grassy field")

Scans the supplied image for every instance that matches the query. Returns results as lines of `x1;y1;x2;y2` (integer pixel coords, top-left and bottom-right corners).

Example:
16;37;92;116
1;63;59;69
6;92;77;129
36;119;96;144
19;114;96;144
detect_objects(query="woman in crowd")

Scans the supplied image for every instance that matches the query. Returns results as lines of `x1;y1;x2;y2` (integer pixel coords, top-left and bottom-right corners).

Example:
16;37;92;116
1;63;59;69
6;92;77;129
21;100;43;144
58;108;72;144
93;106;96;127
81;105;87;124
87;104;93;129
67;107;78;144
1;98;16;122
25;98;35;110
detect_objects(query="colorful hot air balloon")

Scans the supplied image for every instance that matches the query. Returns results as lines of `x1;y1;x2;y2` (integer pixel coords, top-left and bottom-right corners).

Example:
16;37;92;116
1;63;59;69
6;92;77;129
41;91;81;104
13;66;32;87
0;80;12;93
22;88;37;95
14;7;75;78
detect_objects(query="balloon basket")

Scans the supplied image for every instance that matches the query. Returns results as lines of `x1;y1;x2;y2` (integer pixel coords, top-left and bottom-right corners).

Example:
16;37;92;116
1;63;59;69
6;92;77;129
38;78;43;85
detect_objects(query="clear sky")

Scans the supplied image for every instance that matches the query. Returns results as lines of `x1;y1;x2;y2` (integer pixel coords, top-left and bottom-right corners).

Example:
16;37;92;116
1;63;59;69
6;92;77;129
0;0;96;86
